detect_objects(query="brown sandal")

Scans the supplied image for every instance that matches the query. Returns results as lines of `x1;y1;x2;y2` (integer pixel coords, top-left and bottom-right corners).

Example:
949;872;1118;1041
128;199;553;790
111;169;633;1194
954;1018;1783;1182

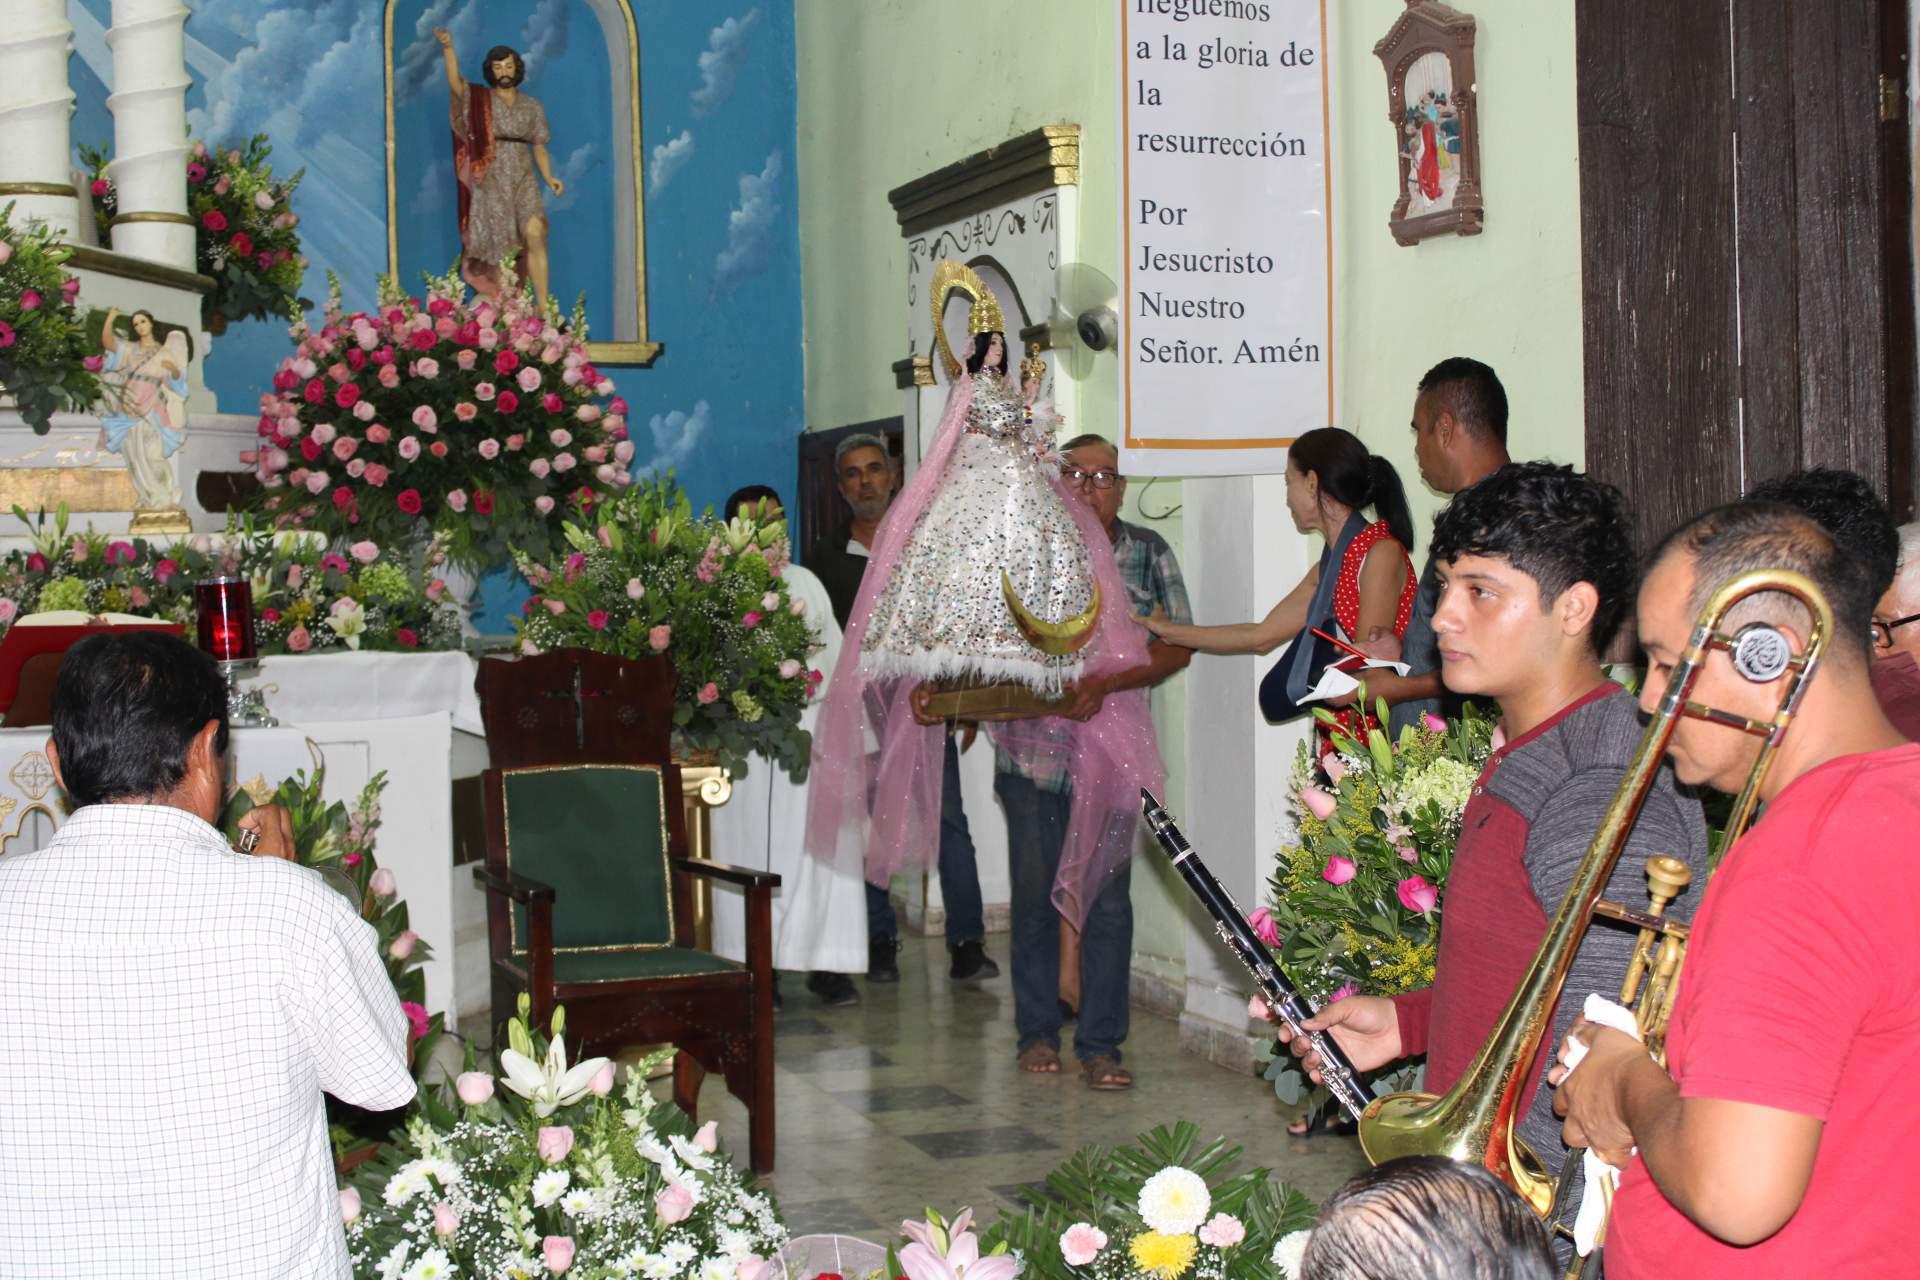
1018;1042;1062;1074
1080;1055;1133;1090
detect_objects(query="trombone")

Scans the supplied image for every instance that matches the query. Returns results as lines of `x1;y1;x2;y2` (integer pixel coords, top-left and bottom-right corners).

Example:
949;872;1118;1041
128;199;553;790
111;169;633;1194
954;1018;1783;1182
1353;568;1832;1261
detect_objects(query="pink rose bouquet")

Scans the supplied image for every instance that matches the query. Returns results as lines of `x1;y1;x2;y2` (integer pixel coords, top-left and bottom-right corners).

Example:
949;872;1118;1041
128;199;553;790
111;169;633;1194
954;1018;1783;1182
0;205;100;434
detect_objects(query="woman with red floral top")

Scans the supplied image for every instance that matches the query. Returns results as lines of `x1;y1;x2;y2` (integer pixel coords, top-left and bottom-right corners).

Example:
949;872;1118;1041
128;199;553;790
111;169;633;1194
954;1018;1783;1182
1145;427;1418;749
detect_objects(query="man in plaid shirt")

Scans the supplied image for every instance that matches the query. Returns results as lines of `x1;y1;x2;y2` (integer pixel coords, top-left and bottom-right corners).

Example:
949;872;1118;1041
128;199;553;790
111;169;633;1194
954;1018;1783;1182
0;633;416;1277
997;433;1191;1089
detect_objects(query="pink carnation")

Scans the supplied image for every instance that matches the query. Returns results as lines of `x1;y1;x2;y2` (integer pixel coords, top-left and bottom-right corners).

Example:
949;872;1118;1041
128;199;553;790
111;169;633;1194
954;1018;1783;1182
1198;1214;1246;1249
1060;1224;1108;1267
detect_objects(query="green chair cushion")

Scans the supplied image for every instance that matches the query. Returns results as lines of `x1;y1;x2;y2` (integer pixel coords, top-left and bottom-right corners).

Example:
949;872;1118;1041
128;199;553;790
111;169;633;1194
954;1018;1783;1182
505;947;744;985
502;765;674;952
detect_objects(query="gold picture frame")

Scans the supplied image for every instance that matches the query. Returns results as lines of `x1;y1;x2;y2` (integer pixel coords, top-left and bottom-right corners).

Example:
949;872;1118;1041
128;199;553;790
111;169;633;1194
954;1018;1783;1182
380;0;661;365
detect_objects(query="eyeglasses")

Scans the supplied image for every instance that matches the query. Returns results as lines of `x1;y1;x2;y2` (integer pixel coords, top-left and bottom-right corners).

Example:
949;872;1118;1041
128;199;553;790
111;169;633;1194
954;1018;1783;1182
1871;612;1920;649
1062;466;1120;490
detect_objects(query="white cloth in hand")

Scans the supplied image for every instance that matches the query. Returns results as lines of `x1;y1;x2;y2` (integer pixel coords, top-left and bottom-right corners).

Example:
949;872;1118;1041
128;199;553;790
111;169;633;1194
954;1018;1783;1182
1558;993;1643;1256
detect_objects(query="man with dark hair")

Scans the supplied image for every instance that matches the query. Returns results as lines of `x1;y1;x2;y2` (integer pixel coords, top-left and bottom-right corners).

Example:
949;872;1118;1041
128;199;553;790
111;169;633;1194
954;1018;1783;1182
1871;520;1920;736
0;632;415;1275
813;432;896;631
1273;463;1708;1220
1552;501;1920;1278
711;487;868;1007
1301;1156;1556;1280
1351;357;1512;731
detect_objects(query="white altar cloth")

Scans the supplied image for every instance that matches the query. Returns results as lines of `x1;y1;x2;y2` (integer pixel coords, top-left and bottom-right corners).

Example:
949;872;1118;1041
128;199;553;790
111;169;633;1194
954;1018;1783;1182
239;651;484;736
0;713;461;1018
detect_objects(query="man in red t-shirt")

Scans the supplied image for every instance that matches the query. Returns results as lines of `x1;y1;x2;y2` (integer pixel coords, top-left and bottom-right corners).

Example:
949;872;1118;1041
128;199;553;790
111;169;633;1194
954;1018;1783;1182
1552;501;1920;1276
1272;464;1708;1205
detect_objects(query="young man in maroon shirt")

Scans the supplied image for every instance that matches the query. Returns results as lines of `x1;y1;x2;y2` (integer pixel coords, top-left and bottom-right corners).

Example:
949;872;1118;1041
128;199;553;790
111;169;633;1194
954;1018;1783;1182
1552;502;1920;1277
1273;463;1709;1205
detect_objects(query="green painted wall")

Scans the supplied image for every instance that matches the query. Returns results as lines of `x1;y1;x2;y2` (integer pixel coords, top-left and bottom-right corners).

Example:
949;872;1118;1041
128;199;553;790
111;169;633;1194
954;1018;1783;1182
796;0;1585;1000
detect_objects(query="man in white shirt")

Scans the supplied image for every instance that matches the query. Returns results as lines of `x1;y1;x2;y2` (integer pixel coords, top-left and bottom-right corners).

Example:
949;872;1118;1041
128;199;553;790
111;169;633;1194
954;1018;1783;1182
0;632;416;1278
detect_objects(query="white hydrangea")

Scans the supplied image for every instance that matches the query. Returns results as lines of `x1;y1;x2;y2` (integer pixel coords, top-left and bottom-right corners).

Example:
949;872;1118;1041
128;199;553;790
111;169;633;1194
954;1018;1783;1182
1137;1166;1211;1236
1388;756;1477;822
1271;1230;1311;1277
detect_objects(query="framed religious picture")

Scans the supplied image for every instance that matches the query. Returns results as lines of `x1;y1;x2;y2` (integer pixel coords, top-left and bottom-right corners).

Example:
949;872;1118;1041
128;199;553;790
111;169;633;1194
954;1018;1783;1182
381;0;660;364
1374;2;1484;246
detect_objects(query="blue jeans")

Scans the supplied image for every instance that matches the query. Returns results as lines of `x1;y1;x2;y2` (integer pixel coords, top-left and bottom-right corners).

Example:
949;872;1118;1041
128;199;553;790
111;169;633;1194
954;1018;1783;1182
865;734;985;946
996;771;1132;1063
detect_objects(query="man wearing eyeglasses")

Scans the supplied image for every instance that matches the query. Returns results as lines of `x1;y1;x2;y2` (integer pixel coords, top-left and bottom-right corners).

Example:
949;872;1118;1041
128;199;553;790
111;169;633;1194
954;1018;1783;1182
1870;522;1920;738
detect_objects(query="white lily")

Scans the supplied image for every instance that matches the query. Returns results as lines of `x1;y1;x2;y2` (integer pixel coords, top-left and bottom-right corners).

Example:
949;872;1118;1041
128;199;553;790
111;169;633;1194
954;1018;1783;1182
499;1034;610;1118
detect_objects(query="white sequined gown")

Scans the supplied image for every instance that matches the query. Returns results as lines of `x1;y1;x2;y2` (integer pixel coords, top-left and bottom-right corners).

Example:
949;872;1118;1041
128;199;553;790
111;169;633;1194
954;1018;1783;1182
860;372;1093;693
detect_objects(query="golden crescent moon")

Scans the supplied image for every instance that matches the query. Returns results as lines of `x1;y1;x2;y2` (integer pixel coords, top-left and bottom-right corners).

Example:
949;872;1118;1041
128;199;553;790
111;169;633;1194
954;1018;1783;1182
930;259;990;381
1001;572;1101;656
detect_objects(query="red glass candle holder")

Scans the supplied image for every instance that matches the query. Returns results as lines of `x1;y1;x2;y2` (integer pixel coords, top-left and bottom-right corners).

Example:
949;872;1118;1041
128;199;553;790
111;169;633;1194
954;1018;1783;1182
193;577;257;664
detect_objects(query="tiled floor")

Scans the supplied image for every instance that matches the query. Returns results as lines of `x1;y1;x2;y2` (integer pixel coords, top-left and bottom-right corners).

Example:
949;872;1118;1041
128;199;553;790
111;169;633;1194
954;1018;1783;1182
678;934;1370;1239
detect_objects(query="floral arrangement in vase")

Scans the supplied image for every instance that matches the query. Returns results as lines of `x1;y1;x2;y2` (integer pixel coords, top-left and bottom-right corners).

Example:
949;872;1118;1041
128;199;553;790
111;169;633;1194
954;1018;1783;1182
982;1122;1316;1279
1255;699;1496;1109
340;998;787;1279
220;763;443;1157
79;134;308;333
0;204;101;435
246;272;633;569
512;475;822;778
0;506;464;654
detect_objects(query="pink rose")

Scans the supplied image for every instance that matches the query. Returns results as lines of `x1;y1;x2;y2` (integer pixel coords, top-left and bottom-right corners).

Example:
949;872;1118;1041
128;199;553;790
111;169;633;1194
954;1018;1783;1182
311;422;337;445
542;599;567;615
1421;711;1448;734
542;1235;575;1274
365;424;391;444
339;1187;361;1223
455;1071;494;1105
371;867;396;896
1198;1214;1246;1249
377;363;401;388
1247;906;1281;947
778;658;802;679
549;428;573;448
1396;875;1439;914
287;624;313;652
254;189;274;210
454;401;478;422
761;591;780;610
1397;844;1419;864
401;1001;429;1041
741;611;763;629
19;289;41;311
535;495;556;515
127;585;149;608
543;392;565;414
589;1061;617;1096
431;1201;458;1238
506;433;527;451
1060;1224;1108;1267
430;441;449;458
625;577;644;600
517;365;543;393
583;445;607;464
529;458;552;479
595;464;618;486
586;609;609;630
349;540;380;564
552;453;576;473
456;348;478;370
445;489;467;513
1321;753;1347;784
363;463;390;487
345;458;367;479
574;403;602;423
353;400;377;422
649;625;672;651
536;1125;575;1164
304;471;330;495
425;578;447;601
412;405;437;431
331;436;358;461
737;1260;767;1280
1322;856;1357;886
614;440;635;464
389;929;418;961
655;1183;694;1224
1300;786;1338;822
416;357;440;379
697;681;719;704
478;438;500;459
398;436;421;461
693;1120;719;1152
285;563;303;588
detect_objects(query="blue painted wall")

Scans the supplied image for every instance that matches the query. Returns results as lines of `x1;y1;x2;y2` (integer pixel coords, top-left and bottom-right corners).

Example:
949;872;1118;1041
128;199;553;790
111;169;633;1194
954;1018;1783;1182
67;0;801;633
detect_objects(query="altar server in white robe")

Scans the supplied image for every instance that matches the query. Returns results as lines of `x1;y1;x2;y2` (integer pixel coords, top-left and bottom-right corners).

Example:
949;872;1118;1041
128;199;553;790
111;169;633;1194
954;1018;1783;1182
711;487;867;1006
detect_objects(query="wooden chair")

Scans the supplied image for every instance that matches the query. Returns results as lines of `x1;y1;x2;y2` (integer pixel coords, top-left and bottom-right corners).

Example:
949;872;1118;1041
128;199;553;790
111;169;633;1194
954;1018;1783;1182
474;650;779;1173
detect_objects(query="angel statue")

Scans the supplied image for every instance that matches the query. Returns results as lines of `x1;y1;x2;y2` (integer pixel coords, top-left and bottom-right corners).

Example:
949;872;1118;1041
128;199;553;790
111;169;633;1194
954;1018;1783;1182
97;307;189;522
806;262;1163;931
434;27;565;305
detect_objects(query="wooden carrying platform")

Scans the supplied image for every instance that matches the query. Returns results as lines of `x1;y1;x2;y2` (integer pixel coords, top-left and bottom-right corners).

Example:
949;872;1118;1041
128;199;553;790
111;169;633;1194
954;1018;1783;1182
920;676;1071;722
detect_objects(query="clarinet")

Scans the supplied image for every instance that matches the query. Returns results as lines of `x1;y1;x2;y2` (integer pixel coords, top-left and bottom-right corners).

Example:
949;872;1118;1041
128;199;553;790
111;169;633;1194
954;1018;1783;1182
1141;788;1371;1122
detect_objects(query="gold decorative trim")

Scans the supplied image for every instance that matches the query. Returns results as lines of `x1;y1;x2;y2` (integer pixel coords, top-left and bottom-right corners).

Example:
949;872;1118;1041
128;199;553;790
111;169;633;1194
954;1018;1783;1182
110;210;196;227
129;507;193;536
0;182;78;198
382;1;660;367
64;245;215;295
0;468;139;515
501;762;673;955
0;802;56;856
889;125;1080;235
892;354;934;389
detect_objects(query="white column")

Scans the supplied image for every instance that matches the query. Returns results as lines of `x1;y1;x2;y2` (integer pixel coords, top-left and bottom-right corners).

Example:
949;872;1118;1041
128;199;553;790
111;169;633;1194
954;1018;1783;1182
0;0;82;240
106;0;194;268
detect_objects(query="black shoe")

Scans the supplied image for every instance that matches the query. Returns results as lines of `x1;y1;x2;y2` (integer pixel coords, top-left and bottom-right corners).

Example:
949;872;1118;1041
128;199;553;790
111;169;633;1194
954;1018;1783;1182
806;970;860;1007
867;934;901;983
949;939;1000;981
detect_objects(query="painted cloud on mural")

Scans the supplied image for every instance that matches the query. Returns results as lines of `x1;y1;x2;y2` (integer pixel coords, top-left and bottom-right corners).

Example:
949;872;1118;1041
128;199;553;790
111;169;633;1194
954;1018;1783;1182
649;130;696;197
715;151;782;286
643;402;713;476
692;10;760;117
